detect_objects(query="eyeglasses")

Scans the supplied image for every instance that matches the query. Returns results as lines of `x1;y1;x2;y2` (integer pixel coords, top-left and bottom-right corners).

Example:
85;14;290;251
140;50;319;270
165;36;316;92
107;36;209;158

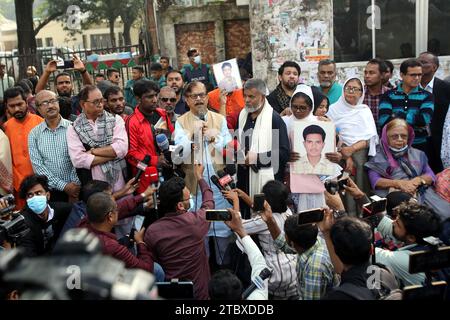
388;133;408;141
344;86;362;93
291;105;310;112
406;73;422;78
37;98;59;108
188;93;207;100
161;97;177;103
85;99;105;107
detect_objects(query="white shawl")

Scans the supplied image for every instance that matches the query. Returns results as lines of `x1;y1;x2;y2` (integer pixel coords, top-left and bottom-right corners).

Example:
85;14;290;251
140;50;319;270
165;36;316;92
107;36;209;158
326;77;379;156
282;84;317;134
238;99;274;198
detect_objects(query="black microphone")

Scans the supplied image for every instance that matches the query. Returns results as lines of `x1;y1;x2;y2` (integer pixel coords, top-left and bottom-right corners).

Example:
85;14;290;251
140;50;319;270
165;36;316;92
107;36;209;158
241;267;272;300
135;155;151;181
199;113;206;121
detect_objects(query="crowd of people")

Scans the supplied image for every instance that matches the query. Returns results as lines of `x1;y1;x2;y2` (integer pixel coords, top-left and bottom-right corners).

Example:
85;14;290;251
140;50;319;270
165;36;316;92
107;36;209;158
0;47;449;300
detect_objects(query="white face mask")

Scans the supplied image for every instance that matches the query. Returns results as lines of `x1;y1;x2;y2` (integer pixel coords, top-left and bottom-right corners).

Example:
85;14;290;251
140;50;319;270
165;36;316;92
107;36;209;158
193;56;201;64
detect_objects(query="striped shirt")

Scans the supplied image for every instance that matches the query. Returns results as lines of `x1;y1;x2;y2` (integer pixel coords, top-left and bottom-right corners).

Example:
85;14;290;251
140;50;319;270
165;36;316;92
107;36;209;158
378;84;434;145
274;233;335;300
241;209;298;298
28;117;80;191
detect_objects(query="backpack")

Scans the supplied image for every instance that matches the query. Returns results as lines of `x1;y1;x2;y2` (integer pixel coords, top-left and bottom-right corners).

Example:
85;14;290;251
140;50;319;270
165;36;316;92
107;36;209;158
334;264;402;300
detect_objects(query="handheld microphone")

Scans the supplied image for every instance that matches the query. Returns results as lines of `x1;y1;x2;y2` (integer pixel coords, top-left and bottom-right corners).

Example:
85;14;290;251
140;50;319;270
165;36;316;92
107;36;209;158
135;155;151;181
199;113;206;121
211;175;229;191
147;166;159;210
156;133;173;165
217;169;236;190
241;267;272;300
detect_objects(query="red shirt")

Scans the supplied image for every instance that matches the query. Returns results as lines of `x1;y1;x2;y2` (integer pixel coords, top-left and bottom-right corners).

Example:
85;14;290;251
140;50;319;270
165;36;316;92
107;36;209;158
125;106;170;193
144;179;214;300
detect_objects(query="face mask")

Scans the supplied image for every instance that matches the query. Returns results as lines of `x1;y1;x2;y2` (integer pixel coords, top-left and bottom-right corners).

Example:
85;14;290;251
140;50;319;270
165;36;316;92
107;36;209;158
194;56;201;64
389;145;408;153
27;195;48;215
189;196;195;211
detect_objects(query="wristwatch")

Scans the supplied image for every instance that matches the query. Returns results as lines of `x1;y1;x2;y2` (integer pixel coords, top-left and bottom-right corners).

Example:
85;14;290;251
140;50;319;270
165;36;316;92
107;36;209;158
420;178;427;186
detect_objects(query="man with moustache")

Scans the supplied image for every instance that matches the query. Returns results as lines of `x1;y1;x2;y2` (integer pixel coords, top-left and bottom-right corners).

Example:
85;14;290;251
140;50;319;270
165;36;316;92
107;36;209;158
315;59;342;105
166;70;188;115
3;87;43;208
267;61;301;114
174;81;233;267
154;86;178;140
363;58;390;127
104;86;134;120
35;55;93;117
28;90;81;202
235;79;290;219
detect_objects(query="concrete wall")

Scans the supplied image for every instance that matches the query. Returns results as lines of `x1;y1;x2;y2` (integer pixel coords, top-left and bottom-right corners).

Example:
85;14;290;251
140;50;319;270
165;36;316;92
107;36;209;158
159;2;249;68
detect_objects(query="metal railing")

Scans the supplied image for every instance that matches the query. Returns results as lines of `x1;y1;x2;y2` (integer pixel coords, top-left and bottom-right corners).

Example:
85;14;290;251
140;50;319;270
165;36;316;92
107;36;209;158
0;44;149;94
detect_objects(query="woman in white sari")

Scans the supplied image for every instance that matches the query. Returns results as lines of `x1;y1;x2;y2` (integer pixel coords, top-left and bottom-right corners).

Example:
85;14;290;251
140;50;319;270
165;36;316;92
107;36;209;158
326;77;379;215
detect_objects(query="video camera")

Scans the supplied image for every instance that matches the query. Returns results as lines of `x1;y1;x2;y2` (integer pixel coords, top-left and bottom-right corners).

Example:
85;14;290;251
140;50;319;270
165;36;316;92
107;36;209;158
0;228;158;300
403;236;450;300
0;194;16;217
0;213;30;246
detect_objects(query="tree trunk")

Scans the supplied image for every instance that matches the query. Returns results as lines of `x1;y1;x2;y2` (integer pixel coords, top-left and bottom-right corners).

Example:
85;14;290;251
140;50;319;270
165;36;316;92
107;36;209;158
109;18;116;47
14;0;38;78
122;20;132;46
145;0;159;55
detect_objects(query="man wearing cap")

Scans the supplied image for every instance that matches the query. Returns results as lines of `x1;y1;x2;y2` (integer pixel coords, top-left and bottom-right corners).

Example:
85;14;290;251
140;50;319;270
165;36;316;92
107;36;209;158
298;124;334;176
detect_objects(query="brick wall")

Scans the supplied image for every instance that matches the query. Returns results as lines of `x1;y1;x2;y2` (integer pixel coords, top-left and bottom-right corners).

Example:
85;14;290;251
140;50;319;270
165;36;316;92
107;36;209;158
224;19;251;60
175;22;216;69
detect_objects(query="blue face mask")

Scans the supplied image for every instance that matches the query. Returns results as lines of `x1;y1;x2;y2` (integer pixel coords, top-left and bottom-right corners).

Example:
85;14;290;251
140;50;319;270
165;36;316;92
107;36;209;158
389;145;408;153
27;195;48;215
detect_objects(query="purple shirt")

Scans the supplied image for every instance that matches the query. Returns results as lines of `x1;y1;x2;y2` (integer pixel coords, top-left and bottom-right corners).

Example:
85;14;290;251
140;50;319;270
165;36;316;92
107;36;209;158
144;179;214;300
67;114;128;192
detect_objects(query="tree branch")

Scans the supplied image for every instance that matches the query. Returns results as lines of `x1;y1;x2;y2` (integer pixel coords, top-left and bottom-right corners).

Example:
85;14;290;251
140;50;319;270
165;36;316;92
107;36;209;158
34;11;64;36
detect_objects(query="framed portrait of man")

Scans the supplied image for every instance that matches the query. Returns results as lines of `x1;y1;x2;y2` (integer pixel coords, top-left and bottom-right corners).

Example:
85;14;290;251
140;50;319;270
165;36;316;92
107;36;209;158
292;121;336;176
213;58;242;93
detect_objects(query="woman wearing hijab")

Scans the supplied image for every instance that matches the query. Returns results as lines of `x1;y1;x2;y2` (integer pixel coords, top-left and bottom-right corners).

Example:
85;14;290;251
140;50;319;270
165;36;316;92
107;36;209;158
326;77;378;215
283;85;343;212
365;118;450;221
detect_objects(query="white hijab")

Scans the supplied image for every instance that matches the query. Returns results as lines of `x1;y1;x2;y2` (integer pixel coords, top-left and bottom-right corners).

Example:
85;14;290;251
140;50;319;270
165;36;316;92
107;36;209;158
326;77;379;156
283;84;317;133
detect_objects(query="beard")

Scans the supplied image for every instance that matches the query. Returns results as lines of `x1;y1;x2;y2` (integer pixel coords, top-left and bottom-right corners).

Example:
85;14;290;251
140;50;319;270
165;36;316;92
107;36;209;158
320;81;332;88
57;90;71;98
284;80;297;90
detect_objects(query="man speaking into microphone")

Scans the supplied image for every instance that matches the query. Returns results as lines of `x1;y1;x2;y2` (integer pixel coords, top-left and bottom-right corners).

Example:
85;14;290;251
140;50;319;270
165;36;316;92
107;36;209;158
174;81;233;267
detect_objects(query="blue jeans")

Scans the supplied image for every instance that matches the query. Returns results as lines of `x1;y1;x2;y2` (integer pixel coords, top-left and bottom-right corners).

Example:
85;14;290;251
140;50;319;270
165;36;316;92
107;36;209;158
153;262;165;282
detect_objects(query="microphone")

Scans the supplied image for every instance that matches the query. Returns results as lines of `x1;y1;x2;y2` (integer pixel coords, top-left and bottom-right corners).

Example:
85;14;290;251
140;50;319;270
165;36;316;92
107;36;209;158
146;166;159;211
199;112;206;121
217;169;236;190
211;175;229;191
241;267;272;300
156;133;173;165
135;155;151;181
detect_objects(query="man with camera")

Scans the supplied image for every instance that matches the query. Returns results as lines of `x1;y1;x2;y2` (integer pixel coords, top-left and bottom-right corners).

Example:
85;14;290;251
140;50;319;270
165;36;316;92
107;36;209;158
4;175;72;257
259;201;336;300
209;207;269;300
336;177;443;287
80;192;157;275
144;164;214;300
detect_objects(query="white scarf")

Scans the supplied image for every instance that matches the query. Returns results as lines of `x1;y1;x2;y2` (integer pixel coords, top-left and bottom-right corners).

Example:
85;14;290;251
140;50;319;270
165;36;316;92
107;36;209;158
238;99;274;198
283;84;317;134
326;77;379;156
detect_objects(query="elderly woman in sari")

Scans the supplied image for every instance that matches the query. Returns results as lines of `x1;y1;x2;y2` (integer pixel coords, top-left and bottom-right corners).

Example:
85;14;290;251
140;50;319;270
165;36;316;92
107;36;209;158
365;118;450;221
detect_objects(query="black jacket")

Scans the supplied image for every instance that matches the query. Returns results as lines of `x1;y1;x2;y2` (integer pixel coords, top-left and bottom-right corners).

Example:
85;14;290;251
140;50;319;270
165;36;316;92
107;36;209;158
322;263;372;300
428;77;450;173
18;202;72;257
